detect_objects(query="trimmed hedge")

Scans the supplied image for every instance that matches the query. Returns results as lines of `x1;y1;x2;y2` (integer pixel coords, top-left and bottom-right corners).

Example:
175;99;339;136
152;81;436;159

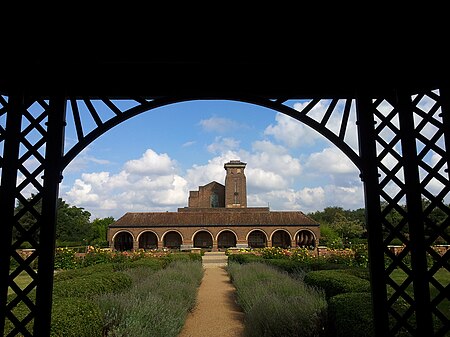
227;253;264;264
328;292;374;337
53;263;115;282
53;271;132;298
51;297;103;337
303;269;371;299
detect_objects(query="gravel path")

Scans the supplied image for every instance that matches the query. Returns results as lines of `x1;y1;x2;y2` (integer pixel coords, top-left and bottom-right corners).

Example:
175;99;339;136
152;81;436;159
177;252;245;337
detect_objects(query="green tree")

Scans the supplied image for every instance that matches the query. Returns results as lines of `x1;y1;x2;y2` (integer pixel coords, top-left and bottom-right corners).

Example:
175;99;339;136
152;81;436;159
318;223;341;247
330;212;365;245
90;216;115;246
14;196;93;246
308;206;346;226
55;198;92;243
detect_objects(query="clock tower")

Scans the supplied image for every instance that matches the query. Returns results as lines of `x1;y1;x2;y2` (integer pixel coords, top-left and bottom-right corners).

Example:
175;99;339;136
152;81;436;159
224;160;247;208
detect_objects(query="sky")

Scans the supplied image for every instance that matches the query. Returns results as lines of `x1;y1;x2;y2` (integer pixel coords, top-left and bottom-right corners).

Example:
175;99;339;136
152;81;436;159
55;99;366;221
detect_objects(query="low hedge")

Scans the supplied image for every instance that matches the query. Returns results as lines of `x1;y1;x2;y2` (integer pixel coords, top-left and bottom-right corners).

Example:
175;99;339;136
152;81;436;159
53;271;132;298
227;253;264;264
328;292;374;337
303;269;371;299
51;297;103;337
53;263;115;282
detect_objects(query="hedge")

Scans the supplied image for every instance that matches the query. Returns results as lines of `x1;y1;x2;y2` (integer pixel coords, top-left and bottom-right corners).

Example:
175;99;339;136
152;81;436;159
328;292;374;337
303;269;371;299
52;271;132;298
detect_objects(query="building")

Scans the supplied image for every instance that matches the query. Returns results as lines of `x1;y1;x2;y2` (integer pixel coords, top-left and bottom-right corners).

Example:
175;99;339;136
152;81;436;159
108;160;320;252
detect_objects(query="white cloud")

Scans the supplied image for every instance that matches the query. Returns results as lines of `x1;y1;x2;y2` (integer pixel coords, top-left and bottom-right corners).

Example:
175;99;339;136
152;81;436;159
207;137;240;154
124;149;176;176
182;141;196;147
64;149;188;219
304;147;358;175
64;146;110;174
264;112;321;147
199;116;242;133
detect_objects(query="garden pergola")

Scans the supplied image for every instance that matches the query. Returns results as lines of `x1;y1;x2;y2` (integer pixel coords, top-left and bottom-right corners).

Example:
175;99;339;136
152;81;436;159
0;54;449;336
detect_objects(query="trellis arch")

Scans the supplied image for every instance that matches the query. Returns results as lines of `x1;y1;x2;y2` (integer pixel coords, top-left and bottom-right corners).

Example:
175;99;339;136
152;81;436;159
60;96;362;170
1;86;449;337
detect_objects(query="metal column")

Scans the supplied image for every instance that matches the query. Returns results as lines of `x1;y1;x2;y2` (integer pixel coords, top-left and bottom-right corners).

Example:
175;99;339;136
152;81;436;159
356;92;390;336
33;96;67;336
0;94;24;335
396;89;433;335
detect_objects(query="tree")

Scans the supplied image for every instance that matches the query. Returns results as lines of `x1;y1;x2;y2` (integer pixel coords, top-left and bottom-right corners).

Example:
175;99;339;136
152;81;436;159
55;199;92;243
14;196;92;246
90;216;115;246
330;212;366;245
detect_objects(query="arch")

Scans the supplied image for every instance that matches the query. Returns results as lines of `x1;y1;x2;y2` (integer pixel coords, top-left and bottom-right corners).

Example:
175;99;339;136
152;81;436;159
271;229;292;249
1;71;446;337
217;230;237;249
247;229;268;248
193;230;213;249
61;98;361;171
162;230;183;249
113;231;134;251
295;229;317;249
137;230;159;250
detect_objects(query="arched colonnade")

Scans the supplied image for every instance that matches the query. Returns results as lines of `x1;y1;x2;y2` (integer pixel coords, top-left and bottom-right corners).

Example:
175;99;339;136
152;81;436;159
109;227;318;252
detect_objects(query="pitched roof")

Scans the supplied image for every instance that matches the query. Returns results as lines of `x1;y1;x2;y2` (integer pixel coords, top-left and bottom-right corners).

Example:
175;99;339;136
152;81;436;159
109;208;318;227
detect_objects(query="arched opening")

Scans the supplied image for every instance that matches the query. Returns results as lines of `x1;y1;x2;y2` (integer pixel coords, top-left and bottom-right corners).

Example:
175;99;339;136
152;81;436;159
296;230;316;249
217;230;237;250
272;230;292;249
193;230;213;249
113;231;133;251
138;231;158;250
163;231;182;250
248;230;267;248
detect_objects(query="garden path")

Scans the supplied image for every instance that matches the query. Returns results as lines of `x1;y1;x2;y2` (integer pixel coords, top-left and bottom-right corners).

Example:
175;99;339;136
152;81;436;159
177;252;245;337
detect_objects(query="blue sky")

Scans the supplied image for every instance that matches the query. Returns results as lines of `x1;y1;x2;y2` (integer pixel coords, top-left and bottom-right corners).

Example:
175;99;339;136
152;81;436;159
55;99;366;220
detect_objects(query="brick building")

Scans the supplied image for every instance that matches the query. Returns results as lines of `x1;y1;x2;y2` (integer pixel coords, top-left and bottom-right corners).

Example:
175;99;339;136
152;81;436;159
108;160;320;252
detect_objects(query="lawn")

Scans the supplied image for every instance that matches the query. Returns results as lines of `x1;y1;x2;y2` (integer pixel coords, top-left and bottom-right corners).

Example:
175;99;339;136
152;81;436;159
8;270;34;296
389;267;450;319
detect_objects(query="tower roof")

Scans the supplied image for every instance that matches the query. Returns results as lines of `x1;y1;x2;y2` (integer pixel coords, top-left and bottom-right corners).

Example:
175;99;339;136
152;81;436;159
224;160;247;169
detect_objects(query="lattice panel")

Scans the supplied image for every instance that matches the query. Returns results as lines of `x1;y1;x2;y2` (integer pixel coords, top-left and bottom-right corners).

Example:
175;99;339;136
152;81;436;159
2;99;50;336
371;97;418;335
412;90;450;336
0;96;6;174
370;90;450;336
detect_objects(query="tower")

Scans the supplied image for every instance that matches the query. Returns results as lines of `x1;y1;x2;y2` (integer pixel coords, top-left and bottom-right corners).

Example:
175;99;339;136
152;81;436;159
224;160;247;208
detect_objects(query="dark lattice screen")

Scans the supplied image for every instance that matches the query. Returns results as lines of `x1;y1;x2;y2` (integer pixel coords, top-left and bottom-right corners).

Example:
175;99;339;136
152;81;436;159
1;88;449;336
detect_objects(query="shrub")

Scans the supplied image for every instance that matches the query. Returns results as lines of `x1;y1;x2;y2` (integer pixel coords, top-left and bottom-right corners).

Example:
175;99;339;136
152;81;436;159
53;263;115;282
53;271;132;298
227;253;264;264
328;292;374;337
50;297;103;337
303;269;371;299
228;262;327;337
97;260;203;337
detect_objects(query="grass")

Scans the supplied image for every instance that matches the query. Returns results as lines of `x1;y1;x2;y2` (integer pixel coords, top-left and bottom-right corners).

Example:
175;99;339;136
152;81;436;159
8;270;34;296
389;267;450;319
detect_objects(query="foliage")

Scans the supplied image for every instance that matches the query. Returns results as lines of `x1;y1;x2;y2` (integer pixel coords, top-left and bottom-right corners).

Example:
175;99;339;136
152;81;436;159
52;271;132;298
328;292;374;337
96;260;203;337
317;223;341;247
330;212;365;245
13;196;114;248
303;269;371;299
90;216;115;246
228;262;327;337
50;297;103;337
